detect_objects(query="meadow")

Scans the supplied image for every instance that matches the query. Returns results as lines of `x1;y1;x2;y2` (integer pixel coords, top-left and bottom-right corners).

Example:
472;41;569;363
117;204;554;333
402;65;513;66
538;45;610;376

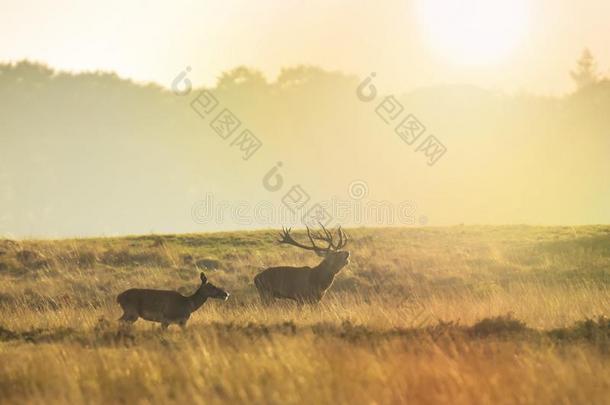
1;225;609;404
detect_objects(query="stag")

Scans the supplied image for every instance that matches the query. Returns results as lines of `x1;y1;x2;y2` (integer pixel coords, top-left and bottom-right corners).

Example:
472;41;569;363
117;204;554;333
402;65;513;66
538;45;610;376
254;224;350;304
117;272;229;329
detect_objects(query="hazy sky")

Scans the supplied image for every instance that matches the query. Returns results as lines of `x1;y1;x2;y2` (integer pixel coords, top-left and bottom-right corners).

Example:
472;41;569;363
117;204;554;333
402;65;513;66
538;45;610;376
1;0;608;94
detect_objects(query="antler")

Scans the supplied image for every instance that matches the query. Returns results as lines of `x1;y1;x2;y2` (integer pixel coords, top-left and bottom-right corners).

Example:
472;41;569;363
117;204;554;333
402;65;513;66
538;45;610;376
279;224;349;254
278;227;327;254
336;226;349;250
313;223;349;250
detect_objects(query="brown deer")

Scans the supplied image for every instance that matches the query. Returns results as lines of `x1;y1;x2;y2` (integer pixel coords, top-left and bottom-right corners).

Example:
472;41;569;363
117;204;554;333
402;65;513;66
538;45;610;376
254;225;350;304
117;272;229;329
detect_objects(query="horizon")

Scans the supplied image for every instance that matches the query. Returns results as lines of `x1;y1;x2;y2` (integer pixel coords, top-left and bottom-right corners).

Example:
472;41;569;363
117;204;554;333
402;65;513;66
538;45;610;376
9;224;609;243
1;57;605;97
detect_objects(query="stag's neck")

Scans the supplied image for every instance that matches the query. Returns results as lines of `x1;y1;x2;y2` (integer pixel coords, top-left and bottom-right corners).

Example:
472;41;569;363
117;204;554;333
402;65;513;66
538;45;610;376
187;287;208;311
312;260;338;291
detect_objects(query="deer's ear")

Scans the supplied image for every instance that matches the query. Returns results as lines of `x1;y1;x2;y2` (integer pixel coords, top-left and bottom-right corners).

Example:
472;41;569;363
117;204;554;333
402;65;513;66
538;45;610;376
200;272;207;283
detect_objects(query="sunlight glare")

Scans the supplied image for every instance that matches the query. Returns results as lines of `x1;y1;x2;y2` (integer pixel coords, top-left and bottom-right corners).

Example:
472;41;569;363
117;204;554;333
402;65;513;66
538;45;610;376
416;0;530;66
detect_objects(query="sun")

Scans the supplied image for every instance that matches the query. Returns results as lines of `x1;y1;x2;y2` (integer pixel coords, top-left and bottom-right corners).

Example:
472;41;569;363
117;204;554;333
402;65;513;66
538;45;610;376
415;0;531;66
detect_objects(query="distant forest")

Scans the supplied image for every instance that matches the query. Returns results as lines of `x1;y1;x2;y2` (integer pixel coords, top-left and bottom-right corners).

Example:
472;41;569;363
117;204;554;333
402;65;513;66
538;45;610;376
1;53;609;237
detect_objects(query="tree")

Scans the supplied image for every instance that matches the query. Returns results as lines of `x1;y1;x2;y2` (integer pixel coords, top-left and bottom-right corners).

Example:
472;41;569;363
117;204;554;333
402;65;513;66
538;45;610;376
570;48;599;90
216;66;267;91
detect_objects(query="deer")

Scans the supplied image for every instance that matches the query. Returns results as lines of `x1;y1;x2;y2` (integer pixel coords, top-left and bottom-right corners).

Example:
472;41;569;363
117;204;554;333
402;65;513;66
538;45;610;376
254;224;350;305
117;272;229;330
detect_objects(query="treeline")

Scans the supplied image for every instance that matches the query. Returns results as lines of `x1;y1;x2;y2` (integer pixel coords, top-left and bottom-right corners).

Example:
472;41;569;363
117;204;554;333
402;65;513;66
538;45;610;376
0;57;609;237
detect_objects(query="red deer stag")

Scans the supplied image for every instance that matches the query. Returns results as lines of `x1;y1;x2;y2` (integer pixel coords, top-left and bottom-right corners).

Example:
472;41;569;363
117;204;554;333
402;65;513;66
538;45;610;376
117;272;229;329
254;225;350;304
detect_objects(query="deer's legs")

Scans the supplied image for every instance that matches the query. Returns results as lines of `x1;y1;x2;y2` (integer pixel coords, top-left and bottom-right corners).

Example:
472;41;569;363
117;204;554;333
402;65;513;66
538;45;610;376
118;311;138;324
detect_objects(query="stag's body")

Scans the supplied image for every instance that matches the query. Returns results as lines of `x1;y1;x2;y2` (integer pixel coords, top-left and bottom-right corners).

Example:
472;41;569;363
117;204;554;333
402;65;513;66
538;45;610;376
117;273;228;329
254;225;350;304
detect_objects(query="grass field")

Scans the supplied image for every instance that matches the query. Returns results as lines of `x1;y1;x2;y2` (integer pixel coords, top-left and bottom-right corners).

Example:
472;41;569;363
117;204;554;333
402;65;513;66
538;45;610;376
1;225;609;404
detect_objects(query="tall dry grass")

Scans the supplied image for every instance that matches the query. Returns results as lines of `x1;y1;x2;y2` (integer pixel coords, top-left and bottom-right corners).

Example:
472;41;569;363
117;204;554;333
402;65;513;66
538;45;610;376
0;226;609;403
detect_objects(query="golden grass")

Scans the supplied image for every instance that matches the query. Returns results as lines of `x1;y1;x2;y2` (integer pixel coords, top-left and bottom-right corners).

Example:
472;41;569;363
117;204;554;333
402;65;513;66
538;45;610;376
1;225;609;404
2;334;608;404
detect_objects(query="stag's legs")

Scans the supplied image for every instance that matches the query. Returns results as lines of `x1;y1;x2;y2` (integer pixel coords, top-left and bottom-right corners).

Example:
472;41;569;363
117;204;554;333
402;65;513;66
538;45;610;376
292;296;305;309
260;293;275;306
117;312;138;340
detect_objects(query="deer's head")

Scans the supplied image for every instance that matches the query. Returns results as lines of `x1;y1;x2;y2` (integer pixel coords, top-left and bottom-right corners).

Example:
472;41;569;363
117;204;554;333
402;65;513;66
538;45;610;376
198;272;230;300
279;224;350;274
